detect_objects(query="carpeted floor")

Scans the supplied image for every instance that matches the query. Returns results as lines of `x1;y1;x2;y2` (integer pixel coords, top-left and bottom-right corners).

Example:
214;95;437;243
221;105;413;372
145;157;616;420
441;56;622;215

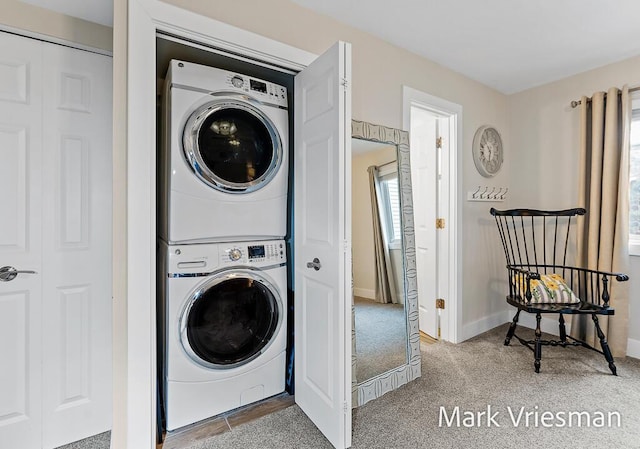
67;324;640;448
354;296;407;382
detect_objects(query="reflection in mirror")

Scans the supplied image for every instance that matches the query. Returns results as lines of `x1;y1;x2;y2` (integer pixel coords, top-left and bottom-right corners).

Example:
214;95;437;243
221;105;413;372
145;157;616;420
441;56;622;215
351;120;420;408
351;139;407;382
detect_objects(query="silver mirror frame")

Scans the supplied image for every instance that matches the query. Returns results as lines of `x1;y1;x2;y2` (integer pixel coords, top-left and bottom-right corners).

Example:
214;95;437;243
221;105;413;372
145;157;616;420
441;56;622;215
351;120;421;407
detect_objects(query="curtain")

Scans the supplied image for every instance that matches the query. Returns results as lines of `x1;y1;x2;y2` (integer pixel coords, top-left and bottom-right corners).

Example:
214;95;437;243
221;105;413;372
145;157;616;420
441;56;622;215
573;86;631;357
367;166;398;304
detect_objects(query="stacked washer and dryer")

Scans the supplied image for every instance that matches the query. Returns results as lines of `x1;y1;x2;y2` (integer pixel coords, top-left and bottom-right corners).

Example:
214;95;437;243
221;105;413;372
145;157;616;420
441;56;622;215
158;60;290;431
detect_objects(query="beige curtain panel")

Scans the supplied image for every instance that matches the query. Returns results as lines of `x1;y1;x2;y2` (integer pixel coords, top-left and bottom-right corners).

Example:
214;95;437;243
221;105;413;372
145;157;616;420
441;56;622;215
574;86;631;357
367;166;398;304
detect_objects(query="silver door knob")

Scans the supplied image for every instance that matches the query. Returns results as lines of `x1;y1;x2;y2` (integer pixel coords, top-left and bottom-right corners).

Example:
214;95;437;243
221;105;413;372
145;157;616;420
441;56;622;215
306;258;321;271
0;266;38;282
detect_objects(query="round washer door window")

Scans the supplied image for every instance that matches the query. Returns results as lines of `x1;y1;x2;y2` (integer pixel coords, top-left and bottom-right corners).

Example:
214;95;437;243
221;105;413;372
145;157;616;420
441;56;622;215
183;100;282;193
180;271;282;369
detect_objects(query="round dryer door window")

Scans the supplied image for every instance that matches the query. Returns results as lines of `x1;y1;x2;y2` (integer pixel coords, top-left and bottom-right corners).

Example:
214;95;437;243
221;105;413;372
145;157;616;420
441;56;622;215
183;100;283;193
180;271;282;369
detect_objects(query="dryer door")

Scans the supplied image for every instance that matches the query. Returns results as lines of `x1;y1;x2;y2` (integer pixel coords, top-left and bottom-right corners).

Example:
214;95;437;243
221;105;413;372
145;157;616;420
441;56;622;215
183;100;283;193
179;270;282;369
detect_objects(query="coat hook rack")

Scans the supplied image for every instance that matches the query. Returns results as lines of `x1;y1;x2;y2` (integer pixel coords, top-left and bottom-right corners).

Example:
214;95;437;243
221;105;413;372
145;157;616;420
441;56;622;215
467;185;507;202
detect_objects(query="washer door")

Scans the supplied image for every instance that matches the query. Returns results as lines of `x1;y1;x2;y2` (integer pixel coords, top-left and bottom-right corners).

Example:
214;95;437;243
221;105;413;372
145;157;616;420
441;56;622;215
183;99;283;193
180;270;282;369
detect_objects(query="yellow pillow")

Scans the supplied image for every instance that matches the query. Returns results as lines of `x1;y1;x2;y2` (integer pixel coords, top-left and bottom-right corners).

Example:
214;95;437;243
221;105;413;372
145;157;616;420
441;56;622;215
515;273;580;304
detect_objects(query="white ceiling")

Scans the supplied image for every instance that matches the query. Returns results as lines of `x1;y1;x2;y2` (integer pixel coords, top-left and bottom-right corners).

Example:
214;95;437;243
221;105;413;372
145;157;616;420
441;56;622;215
24;0;640;94
292;0;640;94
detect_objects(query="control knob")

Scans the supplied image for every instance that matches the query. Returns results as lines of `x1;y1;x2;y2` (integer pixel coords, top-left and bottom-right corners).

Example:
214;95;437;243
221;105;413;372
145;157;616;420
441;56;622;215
231;76;244;88
228;248;242;261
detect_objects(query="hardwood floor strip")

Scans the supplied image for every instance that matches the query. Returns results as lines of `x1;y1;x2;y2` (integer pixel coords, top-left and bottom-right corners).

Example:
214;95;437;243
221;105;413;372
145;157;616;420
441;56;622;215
160;393;294;448
227;393;295;428
162;417;230;449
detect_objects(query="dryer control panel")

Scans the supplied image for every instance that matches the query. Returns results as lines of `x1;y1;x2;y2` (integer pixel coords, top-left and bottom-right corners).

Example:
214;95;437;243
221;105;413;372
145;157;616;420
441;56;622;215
169;60;288;109
220;240;286;266
225;73;288;109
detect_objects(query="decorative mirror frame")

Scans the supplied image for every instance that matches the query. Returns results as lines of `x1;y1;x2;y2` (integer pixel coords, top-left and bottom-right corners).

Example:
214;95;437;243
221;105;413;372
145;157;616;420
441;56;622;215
351;120;421;407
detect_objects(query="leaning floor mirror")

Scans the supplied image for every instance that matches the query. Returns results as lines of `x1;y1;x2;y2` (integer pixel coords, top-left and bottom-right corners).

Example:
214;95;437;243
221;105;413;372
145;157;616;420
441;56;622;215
351;120;421;407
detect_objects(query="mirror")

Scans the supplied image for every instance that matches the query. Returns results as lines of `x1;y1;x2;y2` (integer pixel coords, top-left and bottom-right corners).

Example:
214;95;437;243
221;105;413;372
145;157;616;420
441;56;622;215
351;120;421;407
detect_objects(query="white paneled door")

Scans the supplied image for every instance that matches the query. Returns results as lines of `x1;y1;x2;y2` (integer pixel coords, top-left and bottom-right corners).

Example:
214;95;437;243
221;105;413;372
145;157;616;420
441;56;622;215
410;107;438;338
294;41;352;449
0;32;112;449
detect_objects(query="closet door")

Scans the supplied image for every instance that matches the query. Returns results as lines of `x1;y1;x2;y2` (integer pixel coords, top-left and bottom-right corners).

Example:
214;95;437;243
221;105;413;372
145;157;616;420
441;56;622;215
40;43;113;449
0;33;112;449
294;41;352;449
0;32;44;449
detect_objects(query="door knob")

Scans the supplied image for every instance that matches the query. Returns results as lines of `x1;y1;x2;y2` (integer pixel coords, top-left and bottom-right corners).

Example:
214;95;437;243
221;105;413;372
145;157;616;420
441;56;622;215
0;266;38;282
306;258;321;271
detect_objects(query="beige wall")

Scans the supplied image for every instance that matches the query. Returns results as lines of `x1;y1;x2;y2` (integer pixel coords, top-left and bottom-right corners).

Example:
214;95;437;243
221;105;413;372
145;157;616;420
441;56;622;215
508;56;640;344
166;0;511;337
0;0;112;51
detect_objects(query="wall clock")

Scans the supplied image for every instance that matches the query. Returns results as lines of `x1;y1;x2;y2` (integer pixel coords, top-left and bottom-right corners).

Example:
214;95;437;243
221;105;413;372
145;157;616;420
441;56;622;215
472;125;503;177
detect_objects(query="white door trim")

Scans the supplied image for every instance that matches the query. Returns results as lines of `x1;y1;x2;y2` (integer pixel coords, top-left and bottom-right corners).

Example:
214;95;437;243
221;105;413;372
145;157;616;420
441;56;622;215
122;1;318;447
0;23;112;56
402;86;462;344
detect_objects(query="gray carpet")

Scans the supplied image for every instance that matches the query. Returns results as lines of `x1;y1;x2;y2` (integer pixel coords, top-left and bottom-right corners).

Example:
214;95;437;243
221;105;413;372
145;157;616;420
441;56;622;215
68;324;640;448
185;324;640;449
55;431;110;449
354;296;407;382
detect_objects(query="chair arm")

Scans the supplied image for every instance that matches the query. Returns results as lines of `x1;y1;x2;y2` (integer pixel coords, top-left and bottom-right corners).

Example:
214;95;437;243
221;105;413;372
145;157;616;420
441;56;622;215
507;264;629;306
509;264;629;282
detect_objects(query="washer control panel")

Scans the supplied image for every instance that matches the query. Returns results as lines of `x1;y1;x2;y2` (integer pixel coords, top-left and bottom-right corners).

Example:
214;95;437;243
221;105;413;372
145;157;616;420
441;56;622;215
221;240;286;265
224;72;288;108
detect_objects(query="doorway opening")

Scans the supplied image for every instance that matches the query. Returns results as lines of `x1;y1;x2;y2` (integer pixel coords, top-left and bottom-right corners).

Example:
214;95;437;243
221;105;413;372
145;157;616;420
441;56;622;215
403;87;461;343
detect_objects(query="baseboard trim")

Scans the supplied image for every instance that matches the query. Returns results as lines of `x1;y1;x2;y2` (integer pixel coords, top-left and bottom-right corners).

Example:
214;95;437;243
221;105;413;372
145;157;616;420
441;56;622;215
461;310;510;341
353;288;375;300
461;309;639;359
627;338;640;359
515;313;572;337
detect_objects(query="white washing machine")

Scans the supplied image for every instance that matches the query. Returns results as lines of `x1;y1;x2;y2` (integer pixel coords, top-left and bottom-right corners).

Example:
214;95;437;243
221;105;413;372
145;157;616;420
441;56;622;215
159;60;289;244
159;239;287;431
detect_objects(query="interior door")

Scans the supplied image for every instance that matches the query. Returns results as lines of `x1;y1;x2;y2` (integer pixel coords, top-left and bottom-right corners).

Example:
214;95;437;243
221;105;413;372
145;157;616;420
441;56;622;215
0;32;44;449
0;32;112;449
40;43;113;449
294;41;352;449
410;107;438;338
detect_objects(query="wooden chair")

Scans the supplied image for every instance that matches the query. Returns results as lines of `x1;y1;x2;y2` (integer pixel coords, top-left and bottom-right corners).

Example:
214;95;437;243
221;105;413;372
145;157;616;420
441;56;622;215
490;208;629;375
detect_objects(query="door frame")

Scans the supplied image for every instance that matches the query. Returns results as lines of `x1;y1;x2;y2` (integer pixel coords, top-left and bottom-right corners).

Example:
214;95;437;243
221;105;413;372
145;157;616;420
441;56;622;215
121;1;319;447
402;86;462;344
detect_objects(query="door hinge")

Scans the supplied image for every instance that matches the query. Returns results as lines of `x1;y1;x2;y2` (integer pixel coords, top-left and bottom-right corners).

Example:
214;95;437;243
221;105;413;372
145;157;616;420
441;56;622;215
343;401;349;413
436;218;445;229
436;298;445;309
340;77;349;89
436;136;443;149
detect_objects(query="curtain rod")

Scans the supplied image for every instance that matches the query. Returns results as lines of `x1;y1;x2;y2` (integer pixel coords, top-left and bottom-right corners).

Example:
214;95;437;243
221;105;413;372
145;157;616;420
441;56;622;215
570;86;640;108
376;160;396;169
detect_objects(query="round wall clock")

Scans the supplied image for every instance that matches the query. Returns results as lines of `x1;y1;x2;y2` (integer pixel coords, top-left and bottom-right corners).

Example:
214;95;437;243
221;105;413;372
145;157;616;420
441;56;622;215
472;125;503;177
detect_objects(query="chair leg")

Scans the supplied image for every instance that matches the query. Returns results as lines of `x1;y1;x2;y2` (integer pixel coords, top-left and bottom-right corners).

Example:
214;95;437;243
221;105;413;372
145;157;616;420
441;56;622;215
558;313;567;345
504;310;520;346
534;313;542;373
592;314;617;376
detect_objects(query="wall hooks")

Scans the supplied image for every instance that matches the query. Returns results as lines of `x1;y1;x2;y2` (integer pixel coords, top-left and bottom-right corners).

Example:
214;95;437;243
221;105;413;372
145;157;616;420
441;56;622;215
467;185;507;202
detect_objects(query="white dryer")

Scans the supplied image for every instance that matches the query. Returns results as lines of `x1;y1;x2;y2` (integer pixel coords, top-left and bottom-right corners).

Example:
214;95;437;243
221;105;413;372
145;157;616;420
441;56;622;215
159;239;287;431
159;60;289;244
